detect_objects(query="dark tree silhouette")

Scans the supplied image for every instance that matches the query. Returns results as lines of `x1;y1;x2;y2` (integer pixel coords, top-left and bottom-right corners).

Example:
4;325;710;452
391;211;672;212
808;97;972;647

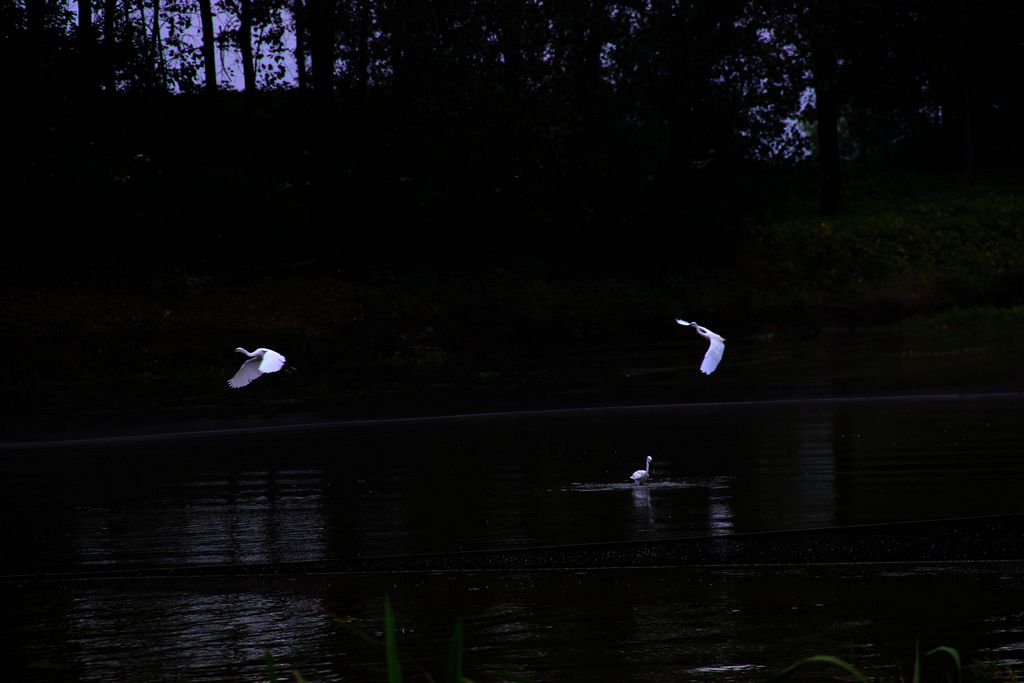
291;0;306;91
238;0;255;93
308;0;333;102
198;0;216;92
808;17;841;214
7;0;1024;271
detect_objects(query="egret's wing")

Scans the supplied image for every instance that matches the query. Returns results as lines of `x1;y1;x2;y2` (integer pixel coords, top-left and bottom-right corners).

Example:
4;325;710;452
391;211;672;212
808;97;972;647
259;350;286;374
228;357;262;388
675;319;691;326
700;338;725;375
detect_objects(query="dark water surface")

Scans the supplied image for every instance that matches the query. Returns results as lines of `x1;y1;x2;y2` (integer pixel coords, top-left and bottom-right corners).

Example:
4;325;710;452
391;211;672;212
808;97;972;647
3;394;1024;681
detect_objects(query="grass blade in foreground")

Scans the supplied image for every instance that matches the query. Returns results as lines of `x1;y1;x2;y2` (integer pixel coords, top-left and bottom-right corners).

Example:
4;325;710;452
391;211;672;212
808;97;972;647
445;620;464;683
770;654;870;682
266;650;280;683
385;596;402;683
926;646;962;683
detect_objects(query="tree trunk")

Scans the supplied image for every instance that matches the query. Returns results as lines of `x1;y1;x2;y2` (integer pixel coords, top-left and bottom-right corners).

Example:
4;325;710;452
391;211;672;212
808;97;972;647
134;0;155;90
500;4;524;88
811;36;842;214
78;0;94;52
354;0;370;116
77;0;97;94
25;0;46;77
304;0;336;245
309;0;334;102
122;0;135;50
389;0;410;113
577;0;604;117
292;0;307;91
198;0;217;92
239;0;256;94
103;0;117;90
79;0;93;39
151;0;166;87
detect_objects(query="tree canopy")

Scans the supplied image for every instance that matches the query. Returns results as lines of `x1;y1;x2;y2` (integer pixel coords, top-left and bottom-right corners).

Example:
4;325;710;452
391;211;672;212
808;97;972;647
3;0;1022;276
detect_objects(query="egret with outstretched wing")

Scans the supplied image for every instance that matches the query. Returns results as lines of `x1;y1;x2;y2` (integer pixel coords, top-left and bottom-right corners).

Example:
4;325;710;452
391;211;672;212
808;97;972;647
228;347;287;388
675;319;726;374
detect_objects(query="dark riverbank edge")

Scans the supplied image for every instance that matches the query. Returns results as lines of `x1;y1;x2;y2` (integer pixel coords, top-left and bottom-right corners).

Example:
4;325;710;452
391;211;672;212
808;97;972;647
4;377;1024;451
4;311;1024;446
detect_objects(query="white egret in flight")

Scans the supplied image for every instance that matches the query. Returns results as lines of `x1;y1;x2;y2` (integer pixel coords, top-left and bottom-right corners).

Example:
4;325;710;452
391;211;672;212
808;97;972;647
630;455;653;485
675;319;726;375
228;347;287;388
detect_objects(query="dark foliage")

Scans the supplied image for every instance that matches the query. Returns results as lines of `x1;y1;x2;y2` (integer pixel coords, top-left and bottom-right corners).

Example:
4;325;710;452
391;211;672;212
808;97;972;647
2;0;1024;284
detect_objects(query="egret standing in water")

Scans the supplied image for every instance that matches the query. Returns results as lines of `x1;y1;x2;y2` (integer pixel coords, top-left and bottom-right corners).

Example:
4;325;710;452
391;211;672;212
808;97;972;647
630;455;653;485
675;319;726;374
228;347;287;388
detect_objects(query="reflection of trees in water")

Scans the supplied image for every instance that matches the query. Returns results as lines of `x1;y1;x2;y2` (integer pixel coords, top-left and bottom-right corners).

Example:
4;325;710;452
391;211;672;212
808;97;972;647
70;465;328;567
729;404;838;531
793;405;837;527
63;585;332;681
707;477;734;535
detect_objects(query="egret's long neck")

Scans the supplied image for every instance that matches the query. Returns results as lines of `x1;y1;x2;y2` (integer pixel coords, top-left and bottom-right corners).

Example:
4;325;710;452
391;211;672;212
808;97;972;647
236;348;254;356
